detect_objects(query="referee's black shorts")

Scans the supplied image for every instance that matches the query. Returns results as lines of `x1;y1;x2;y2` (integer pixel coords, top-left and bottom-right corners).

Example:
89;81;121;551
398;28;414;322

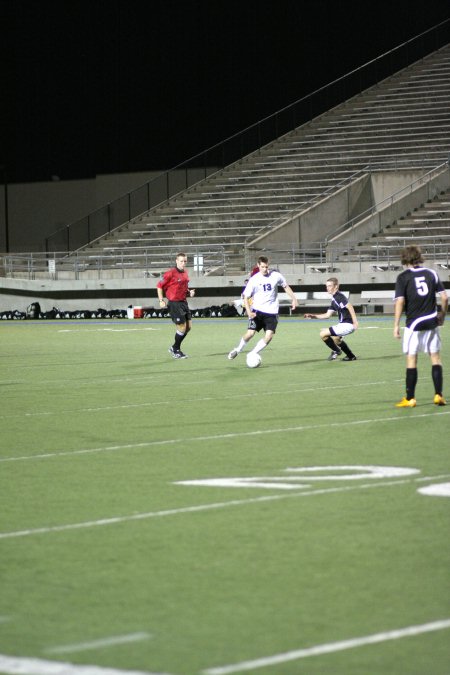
167;300;192;325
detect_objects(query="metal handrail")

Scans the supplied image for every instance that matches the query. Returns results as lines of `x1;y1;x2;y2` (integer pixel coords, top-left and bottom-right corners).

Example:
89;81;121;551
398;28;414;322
1;245;228;280
324;161;450;244
4;240;449;281
44;20;450;253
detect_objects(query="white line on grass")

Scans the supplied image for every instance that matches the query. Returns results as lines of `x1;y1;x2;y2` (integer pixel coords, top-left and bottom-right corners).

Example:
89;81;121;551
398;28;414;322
0;379;401;420
45;632;152;654
58;328;160;332
1;409;448;464
1;474;449;540
0;374;216;390
202;618;450;674
0;654;172;675
360;325;400;330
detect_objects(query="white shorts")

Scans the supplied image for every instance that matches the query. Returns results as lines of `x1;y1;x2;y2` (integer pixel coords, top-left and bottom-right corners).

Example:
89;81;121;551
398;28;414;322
402;326;441;355
330;322;355;338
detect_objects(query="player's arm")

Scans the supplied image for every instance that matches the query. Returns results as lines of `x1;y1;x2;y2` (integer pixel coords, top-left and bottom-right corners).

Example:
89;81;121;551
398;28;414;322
304;309;334;320
347;301;359;329
284;284;298;312
393;296;405;339
437;290;448;325
243;295;254;317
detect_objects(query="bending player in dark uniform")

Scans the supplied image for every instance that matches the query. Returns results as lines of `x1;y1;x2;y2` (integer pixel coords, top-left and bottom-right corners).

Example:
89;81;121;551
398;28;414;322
394;245;448;407
304;277;358;361
157;252;195;359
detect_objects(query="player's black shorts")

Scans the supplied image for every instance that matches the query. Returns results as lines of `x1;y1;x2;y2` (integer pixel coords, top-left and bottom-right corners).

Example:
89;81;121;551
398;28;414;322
167;300;192;325
248;310;278;333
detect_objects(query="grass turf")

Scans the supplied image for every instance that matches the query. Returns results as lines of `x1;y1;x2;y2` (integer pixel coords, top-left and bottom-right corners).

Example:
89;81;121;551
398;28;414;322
0;316;449;674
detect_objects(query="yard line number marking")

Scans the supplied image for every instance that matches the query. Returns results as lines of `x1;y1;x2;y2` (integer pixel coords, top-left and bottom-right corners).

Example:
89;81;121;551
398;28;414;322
175;465;420;490
1;473;449;540
0;654;172;675
418;482;450;497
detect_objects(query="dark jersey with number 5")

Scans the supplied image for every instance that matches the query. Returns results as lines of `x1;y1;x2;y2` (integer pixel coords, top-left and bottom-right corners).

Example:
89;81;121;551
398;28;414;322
394;266;445;330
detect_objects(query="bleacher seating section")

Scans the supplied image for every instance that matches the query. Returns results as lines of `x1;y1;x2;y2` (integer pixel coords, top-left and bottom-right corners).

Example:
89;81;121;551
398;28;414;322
74;43;450;277
338;187;450;265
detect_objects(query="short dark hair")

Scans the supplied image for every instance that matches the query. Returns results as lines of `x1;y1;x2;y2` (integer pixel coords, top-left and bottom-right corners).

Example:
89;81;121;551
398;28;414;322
401;245;423;266
257;256;269;264
176;252;187;259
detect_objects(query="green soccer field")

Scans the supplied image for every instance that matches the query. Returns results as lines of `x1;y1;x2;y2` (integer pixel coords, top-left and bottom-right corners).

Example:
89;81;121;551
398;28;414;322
1;316;449;675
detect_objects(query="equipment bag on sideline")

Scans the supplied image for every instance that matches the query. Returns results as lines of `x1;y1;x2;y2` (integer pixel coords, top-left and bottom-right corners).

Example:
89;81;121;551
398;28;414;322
26;302;41;319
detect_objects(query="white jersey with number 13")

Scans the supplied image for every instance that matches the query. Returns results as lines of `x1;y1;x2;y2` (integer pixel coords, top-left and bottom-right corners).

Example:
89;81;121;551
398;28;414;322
243;270;287;315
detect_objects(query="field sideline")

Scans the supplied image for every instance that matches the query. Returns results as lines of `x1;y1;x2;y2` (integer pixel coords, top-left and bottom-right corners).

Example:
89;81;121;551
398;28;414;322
1;316;449;675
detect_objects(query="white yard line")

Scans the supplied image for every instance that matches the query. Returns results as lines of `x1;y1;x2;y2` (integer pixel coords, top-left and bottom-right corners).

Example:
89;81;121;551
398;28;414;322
0;374;217;390
0;380;400;420
58;328;160;332
202;618;450;674
1;474;449;540
46;632;152;654
0;654;172;675
0;409;448;464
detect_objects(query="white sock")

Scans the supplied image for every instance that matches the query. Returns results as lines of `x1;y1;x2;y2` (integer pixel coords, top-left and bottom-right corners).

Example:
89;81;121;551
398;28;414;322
252;339;267;354
236;338;247;352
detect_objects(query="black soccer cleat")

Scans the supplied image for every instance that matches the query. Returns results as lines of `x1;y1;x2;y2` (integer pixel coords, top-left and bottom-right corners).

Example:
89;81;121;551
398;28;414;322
169;346;183;359
342;355;357;361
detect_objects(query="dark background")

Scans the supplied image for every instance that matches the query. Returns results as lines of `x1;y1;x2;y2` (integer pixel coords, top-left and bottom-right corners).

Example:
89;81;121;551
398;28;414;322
2;0;449;184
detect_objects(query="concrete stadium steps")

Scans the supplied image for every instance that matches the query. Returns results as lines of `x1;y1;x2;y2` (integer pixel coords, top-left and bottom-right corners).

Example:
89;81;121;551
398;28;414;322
338;189;450;263
78;44;450;274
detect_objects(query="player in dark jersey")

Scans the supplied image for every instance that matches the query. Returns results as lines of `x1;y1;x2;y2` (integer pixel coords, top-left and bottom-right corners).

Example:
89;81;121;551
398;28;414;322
394;245;447;407
157;252;195;359
304;277;358;361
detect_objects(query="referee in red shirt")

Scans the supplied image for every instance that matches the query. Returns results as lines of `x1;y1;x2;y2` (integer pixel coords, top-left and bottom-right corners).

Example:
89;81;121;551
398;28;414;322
157;252;195;359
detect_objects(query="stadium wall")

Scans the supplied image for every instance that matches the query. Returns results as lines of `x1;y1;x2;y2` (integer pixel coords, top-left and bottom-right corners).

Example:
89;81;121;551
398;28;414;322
1;269;449;317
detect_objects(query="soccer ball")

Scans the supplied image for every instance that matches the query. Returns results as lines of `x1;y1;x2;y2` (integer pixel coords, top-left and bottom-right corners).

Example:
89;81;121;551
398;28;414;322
246;352;262;368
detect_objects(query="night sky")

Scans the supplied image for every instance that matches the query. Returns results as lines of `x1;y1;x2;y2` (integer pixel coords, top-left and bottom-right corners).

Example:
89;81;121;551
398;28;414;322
2;0;450;184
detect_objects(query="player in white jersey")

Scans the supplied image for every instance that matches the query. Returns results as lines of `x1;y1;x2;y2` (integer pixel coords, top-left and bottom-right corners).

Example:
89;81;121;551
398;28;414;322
227;256;298;361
